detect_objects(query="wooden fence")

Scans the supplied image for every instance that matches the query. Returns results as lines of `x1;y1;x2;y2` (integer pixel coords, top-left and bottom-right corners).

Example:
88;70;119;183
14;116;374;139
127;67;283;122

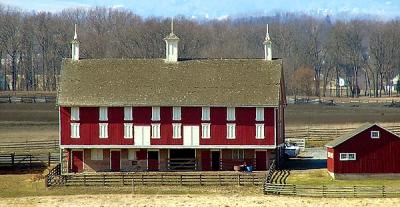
0;152;59;167
47;173;264;187
0;140;59;153
285;125;400;147
0;95;56;103
264;183;400;198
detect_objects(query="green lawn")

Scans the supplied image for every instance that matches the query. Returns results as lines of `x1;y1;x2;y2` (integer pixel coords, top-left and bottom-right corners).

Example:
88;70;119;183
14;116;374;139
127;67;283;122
287;169;400;187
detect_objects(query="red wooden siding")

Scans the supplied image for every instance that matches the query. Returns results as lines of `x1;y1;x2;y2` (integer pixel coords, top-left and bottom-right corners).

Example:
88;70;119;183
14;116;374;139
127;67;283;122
61;106;276;146
332;125;400;174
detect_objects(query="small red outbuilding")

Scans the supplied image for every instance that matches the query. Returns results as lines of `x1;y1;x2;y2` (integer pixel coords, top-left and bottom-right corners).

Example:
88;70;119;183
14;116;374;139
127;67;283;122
326;123;400;179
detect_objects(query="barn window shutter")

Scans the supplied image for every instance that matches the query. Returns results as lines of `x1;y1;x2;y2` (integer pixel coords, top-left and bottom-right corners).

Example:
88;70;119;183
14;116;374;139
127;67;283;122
172;123;182;138
124;123;133;139
152;107;160;121
256;124;265;139
124;107;133;121
70;123;80;138
99;123;108;138
256;107;264;121
172;107;181;121
99;107;108;121
227;124;236;139
71;107;80;121
227;107;235;121
151;123;160;138
201;123;211;139
202;107;210;121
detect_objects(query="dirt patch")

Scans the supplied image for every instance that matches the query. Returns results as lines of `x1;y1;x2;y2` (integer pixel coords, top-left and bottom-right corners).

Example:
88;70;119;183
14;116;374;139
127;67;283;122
1;194;399;207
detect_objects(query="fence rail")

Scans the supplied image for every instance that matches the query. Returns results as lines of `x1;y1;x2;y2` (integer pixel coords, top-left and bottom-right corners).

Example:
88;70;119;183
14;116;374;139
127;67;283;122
264;183;400;198
46;173;264;187
0;140;59;153
0;152;59;166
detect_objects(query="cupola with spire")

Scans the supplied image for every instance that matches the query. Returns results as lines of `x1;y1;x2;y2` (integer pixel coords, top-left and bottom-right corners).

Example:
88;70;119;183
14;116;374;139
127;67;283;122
71;24;80;61
263;24;272;61
164;17;179;63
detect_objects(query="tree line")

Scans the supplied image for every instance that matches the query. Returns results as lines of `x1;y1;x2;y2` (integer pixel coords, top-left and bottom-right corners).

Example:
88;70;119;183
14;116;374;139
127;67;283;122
0;5;399;97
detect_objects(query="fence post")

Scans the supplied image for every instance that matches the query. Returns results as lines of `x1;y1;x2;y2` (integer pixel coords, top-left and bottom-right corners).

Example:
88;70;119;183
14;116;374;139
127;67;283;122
11;153;15;166
84;175;87;186
48;152;51;166
293;185;296;195
180;175;183;186
353;186;356;198
122;174;125;186
199;174;202;186
219;174;222;186
238;174;241;186
103;175;106;186
141;174;144;185
382;185;386;198
161;174;164;185
322;185;326;197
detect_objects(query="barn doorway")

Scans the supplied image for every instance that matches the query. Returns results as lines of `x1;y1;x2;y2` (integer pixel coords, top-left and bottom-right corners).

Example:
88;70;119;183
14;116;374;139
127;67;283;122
110;150;121;172
148;150;159;171
71;150;84;173
169;149;196;170
211;151;220;171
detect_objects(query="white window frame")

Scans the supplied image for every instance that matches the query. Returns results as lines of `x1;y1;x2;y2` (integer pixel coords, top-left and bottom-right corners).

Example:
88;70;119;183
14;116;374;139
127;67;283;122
124;107;133;121
371;131;380;139
151;107;160;121
71;107;80;121
256;124;265;139
172;123;182;139
201;107;210;121
99;123;108;138
232;149;244;160
256;107;264;121
128;149;137;160
151;123;161;139
99;107;108;121
201;123;211;139
124;123;133;139
339;153;356;161
91;149;103;160
227;124;236;139
172;107;181;121
227;107;235;121
70;123;80;138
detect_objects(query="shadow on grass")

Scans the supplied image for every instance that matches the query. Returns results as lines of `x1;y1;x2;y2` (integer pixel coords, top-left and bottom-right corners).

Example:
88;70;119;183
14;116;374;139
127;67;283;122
0;163;47;174
284;158;327;170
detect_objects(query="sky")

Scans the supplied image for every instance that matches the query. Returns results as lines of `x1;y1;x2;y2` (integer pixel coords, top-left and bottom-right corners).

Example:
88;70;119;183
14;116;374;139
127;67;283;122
0;0;399;20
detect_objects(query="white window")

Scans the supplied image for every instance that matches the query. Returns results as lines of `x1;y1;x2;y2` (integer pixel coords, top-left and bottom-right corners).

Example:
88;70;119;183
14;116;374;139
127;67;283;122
124;107;133;121
256;124;265;139
152;107;160;121
70;123;80;138
172;107;181;121
99;107;108;121
340;153;356;161
91;149;103;160
128;149;137;160
71;107;80;121
256;107;264;121
151;123;160;139
202;107;210;121
371;131;380;139
327;152;333;158
99;123;108;138
124;123;133;139
233;149;244;160
201;123;211;139
227;107;235;121
227;124;236;139
172;123;182;138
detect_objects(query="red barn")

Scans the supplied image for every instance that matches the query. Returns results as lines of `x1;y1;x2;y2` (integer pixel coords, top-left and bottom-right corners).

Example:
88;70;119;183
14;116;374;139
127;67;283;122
58;23;285;173
326;123;400;179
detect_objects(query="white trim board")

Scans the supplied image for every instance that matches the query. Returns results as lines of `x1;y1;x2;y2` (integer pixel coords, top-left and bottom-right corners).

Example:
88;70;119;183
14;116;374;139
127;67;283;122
61;144;277;149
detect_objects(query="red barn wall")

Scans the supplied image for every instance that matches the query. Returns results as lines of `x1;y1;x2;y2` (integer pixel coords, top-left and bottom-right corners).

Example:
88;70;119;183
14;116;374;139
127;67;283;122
61;106;276;146
333;125;400;174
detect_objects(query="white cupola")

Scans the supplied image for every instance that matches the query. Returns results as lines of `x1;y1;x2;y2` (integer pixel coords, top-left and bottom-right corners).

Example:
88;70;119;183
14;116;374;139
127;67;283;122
71;24;79;61
164;18;179;63
263;24;272;61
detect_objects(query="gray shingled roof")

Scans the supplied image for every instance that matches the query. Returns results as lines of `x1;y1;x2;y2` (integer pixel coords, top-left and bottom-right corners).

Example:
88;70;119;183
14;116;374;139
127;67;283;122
57;58;283;107
325;123;400;148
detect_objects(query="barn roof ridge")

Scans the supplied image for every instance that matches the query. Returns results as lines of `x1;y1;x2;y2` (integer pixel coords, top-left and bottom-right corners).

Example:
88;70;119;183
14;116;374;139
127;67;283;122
325;123;400;148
